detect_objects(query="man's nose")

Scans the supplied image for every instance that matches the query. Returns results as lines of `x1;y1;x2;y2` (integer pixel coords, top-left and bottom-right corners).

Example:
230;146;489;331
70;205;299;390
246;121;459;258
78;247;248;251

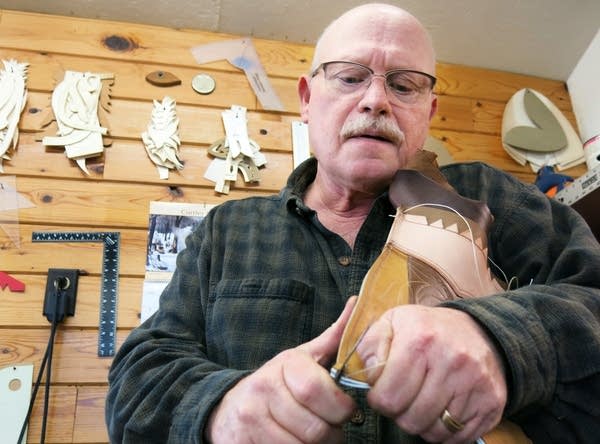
357;75;393;115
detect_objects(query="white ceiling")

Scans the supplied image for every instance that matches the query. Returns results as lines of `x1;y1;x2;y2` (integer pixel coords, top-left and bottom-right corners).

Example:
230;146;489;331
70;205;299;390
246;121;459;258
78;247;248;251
2;0;599;80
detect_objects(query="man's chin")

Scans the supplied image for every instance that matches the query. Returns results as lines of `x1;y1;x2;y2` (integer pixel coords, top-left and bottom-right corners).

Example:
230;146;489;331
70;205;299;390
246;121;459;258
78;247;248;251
345;163;397;188
349;157;399;174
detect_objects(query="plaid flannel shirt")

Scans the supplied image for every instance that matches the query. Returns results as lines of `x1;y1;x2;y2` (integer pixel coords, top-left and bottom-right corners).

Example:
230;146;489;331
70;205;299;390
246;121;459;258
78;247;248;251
107;158;600;443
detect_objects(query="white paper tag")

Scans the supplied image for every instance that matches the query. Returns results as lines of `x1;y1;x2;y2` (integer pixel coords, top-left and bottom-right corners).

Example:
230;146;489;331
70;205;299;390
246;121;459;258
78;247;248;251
0;364;33;444
292;121;311;168
203;158;227;183
222;106;252;158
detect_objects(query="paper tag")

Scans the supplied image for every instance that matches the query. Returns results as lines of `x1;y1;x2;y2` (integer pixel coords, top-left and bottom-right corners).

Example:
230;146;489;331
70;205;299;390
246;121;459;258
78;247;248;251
0;364;33;444
203;158;227;183
292;121;311;168
140;281;168;323
222;106;252;158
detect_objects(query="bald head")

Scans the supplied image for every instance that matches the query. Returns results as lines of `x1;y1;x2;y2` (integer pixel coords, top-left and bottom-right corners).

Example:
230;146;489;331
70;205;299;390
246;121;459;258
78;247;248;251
312;3;436;75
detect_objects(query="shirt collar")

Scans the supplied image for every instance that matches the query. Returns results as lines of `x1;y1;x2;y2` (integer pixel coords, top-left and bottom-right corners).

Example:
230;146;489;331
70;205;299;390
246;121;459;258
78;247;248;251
283;157;394;217
284;157;317;216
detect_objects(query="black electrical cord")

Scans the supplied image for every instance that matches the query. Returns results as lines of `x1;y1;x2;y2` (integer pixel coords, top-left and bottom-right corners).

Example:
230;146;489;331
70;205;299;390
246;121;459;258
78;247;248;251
17;334;50;443
40;314;59;442
17;279;66;444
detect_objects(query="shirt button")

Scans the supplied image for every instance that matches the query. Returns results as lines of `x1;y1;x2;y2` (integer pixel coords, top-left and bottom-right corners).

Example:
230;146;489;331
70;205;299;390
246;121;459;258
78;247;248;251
338;256;351;266
350;408;365;425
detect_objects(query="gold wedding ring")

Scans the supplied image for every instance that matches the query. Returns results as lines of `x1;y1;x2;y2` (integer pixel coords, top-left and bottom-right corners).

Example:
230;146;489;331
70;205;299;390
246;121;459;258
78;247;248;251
441;408;465;433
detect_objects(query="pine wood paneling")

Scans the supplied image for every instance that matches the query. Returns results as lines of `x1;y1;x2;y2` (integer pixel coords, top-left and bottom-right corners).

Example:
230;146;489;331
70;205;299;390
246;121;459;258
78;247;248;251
435;62;571;109
27;386;77;444
73;386;110;443
0;328;127;383
0;9;586;443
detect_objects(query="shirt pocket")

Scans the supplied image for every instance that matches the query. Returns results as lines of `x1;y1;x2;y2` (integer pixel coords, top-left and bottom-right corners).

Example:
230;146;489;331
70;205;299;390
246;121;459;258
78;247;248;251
206;277;315;369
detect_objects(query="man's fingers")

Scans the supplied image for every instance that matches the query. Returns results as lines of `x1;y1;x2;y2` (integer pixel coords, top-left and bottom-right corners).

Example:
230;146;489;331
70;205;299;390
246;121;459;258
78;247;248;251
353;306;507;444
300;296;357;365
268;376;335;441
283;297;358;427
282;351;355;425
355;312;394;384
269;375;348;441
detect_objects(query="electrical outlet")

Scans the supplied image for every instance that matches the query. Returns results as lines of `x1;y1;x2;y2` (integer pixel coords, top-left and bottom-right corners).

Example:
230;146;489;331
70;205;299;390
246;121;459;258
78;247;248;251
43;268;80;322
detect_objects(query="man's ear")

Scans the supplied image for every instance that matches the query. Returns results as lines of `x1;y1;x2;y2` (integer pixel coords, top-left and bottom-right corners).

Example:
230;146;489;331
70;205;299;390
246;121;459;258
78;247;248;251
298;75;311;123
429;94;438;121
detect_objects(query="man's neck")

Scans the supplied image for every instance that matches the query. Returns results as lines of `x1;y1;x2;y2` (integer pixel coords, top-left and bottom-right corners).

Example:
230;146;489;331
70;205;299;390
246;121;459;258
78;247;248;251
304;176;378;248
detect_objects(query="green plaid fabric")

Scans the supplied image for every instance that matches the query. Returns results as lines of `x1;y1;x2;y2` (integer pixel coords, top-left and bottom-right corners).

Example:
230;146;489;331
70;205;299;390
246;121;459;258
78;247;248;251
107;158;600;443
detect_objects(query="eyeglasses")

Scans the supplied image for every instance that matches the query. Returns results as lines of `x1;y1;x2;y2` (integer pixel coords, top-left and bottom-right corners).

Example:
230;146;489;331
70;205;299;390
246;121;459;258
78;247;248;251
311;60;436;105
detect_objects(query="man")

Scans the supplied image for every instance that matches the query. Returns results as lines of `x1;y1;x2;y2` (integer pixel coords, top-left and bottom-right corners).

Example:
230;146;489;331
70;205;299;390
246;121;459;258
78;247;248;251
106;3;600;443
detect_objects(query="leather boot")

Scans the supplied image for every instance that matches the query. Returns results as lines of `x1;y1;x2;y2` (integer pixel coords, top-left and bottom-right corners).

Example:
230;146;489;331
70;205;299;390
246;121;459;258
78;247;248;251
331;155;505;388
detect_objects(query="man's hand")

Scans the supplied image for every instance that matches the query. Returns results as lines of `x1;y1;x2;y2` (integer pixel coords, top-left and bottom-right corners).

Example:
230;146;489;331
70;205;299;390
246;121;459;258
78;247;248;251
205;297;357;444
356;305;507;444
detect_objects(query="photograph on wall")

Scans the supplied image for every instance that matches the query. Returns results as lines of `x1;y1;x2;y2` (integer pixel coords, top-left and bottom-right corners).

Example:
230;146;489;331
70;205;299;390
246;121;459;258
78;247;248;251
145;201;215;276
141;201;215;322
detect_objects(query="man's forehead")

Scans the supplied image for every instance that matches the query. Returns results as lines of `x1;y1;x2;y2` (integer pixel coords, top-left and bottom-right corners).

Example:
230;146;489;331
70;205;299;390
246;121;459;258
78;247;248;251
316;17;434;71
319;33;427;67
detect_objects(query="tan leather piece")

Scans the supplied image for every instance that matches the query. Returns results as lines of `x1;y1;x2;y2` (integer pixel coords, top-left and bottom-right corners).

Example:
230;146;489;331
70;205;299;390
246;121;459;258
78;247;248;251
331;204;504;384
388;206;503;298
330;157;525;442
479;420;532;444
331;149;504;383
333;244;410;385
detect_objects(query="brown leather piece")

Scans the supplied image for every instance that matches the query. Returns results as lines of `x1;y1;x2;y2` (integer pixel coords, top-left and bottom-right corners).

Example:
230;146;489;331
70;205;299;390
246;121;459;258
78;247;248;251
145;70;182;87
389;168;493;234
334;151;502;382
332;203;504;382
481;421;532;444
331;153;525;442
334;243;410;382
405;149;454;191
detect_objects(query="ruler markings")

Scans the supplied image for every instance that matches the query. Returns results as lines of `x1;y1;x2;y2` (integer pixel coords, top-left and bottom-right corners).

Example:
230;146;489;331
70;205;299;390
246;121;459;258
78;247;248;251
555;166;600;206
31;231;120;357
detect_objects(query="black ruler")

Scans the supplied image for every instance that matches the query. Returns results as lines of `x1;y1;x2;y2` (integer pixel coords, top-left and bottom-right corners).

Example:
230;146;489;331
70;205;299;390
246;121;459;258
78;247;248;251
32;231;120;357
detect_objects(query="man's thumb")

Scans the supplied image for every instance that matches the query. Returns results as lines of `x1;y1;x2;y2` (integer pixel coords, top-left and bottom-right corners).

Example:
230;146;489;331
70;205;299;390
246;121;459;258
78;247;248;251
301;296;357;365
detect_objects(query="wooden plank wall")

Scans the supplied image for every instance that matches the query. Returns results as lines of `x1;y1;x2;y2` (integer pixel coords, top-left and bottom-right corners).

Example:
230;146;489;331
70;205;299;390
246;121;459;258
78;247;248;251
0;9;587;443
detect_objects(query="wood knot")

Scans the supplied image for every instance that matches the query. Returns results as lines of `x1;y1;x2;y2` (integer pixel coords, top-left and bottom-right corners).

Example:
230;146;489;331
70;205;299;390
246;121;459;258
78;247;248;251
102;34;139;52
259;129;268;135
41;194;53;203
168;186;184;197
89;164;105;174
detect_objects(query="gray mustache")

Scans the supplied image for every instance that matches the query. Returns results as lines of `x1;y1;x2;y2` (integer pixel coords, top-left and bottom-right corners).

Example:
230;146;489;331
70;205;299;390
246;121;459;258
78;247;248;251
340;116;405;146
